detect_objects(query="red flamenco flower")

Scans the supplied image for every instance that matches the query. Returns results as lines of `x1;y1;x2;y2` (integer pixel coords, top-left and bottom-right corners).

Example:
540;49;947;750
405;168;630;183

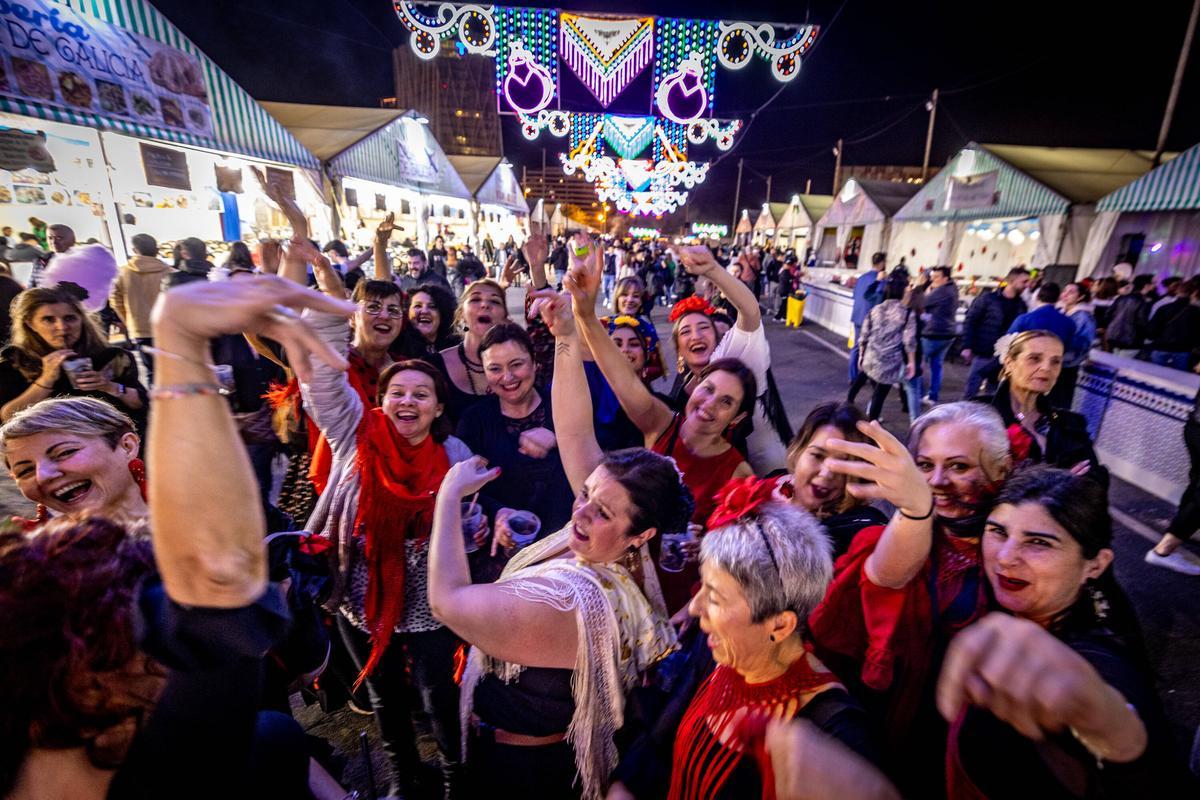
1007;423;1033;464
707;476;781;530
669;295;716;323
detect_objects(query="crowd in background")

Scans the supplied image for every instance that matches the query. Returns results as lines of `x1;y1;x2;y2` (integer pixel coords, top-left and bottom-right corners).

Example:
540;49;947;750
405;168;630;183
1;188;1199;800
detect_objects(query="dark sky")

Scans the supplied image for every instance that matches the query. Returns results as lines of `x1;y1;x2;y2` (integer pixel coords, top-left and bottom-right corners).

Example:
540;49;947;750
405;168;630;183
152;0;1200;225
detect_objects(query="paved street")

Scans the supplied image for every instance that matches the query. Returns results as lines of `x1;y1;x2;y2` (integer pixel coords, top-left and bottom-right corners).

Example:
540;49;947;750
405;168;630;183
3;291;1195;792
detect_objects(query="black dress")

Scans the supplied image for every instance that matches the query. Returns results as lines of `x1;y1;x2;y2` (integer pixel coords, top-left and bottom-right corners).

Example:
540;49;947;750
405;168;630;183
0;345;148;435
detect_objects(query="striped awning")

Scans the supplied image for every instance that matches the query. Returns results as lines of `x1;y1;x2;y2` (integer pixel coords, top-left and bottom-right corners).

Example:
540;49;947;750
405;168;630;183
896;144;1070;222
1098;142;1200;212
0;0;317;168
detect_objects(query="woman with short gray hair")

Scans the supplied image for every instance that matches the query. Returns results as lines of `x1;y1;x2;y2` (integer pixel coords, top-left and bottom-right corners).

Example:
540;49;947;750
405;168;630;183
609;481;879;800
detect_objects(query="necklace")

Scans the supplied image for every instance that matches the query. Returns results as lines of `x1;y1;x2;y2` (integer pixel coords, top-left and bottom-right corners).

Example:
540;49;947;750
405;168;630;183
459;342;485;395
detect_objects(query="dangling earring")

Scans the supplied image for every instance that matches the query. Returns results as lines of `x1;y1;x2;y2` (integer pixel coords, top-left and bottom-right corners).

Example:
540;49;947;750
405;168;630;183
1087;580;1109;622
128;457;147;499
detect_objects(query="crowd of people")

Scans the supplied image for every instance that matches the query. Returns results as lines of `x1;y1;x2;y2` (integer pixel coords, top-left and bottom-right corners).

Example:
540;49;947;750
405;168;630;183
0;188;1198;800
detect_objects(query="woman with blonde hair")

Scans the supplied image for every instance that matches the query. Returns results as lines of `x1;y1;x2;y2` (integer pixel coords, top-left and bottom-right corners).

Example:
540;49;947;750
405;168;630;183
435;278;510;424
0;285;146;430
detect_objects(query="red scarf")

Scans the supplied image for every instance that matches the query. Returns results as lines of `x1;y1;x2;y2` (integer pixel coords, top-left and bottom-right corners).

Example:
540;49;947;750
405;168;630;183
308;351;382;495
352;407;449;685
669;648;843;800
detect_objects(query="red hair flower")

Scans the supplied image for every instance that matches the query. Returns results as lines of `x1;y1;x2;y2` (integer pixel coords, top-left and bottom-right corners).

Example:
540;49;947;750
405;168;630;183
669;295;716;323
707;476;781;530
1006;423;1033;464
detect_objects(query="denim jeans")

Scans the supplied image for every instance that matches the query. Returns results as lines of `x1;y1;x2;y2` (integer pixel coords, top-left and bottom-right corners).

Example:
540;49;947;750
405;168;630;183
921;336;954;402
962;355;1000;400
903;374;923;423
1150;350;1190;371
602;273;615;304
849;323;862;382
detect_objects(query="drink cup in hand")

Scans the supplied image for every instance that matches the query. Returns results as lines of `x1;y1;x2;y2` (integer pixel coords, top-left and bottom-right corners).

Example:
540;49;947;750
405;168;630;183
506;511;541;549
659;528;695;573
61;357;92;389
462;501;484;553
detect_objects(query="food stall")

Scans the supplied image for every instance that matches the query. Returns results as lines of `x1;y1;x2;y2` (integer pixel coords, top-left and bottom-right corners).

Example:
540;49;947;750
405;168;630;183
1080;141;1198;280
0;0;326;262
890;143;1163;287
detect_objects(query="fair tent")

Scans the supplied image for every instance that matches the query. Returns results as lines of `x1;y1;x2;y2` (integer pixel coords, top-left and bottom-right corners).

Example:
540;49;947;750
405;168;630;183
777;194;833;248
261;103;405;162
814;179;921;266
448;155;504;195
475;162;530;215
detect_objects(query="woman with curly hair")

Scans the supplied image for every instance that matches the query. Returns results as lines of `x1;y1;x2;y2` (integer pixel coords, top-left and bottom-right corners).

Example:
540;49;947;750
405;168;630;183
392;282;461;361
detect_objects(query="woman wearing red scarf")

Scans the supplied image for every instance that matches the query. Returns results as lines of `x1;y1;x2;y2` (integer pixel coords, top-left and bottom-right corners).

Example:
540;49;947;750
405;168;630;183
809;401;1012;798
300;259;479;798
609;478;887;799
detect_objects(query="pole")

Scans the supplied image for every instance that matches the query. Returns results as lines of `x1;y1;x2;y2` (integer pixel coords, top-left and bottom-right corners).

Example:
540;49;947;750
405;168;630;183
1154;0;1200;165
922;88;939;180
805;178;812;194
765;174;773;204
731;157;744;241
833;139;843;194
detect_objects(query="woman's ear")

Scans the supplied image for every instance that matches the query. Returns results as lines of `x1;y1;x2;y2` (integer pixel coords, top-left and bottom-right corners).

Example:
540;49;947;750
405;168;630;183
630;527;657;550
1085;548;1114;581
118;431;140;460
768;610;799;642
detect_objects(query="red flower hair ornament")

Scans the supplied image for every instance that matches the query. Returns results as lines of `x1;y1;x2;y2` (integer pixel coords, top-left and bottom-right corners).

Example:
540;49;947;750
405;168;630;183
707;476;782;530
1006;423;1033;464
669;295;716;323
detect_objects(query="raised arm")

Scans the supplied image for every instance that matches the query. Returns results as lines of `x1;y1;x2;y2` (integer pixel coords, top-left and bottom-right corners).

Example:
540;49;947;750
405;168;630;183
566;238;672;438
252;166;308;242
373;212;397;281
824;421;937;589
290;238;348;301
523;231;550;290
428;458;578;668
538;290;602;494
149;277;354;608
676;246;762;331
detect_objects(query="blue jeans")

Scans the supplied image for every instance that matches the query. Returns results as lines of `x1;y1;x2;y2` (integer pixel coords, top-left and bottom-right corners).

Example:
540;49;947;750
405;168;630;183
921;337;954;402
849;323;862;382
602;272;615;304
904;374;922;423
963;355;1000;400
1151;350;1190;371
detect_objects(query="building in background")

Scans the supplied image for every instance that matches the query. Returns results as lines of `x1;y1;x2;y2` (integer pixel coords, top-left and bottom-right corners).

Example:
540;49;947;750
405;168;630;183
393;41;501;158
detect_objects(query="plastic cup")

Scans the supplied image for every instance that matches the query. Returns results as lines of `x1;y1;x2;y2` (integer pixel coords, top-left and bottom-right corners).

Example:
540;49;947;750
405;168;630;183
62;356;92;389
659;525;699;573
212;364;236;395
506;510;541;550
461;502;484;554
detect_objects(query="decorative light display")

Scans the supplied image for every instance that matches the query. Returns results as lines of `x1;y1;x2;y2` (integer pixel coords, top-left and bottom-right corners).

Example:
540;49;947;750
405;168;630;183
495;6;558;113
629;226;660;238
397;3;822;216
716;21;818;82
397;2;497;59
560;13;655;107
691;222;729;237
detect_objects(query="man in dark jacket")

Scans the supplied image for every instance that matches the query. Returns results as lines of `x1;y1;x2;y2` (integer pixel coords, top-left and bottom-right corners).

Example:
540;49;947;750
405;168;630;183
960;266;1030;399
162;237;213;290
920;266;959;403
1146;277;1200;371
849;251;887;383
1105;274;1155;358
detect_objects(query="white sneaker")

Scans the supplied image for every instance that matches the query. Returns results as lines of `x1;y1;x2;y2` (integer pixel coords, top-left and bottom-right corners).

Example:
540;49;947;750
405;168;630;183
922;395;936;407
1144;547;1200;576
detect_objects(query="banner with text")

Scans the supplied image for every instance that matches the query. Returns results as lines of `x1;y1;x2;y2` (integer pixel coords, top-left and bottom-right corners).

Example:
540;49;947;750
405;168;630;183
945;170;1000;210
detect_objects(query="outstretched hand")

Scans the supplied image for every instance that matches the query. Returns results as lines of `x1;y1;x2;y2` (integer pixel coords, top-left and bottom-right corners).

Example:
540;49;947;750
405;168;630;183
441;456;502;498
530;288;575;338
251;166;308;239
151;275;354;384
674;245;719;278
824;420;933;518
522;234;548;274
375;211;397;243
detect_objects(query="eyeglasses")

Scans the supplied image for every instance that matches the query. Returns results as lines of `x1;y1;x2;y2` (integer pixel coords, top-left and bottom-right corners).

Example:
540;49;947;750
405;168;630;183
362;301;403;318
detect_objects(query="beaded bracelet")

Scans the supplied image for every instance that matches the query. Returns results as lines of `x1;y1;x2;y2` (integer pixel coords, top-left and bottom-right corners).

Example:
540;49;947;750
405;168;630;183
899;501;935;521
150;383;223;400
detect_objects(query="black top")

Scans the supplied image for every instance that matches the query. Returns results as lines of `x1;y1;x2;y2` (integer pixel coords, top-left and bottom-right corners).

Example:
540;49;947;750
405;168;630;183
979;381;1109;488
824;504;890;559
455;392;575;536
612;627;878;799
0;345;148;434
955;624;1197;797
962;289;1026;354
473;668;575;736
107;581;297;799
1147;297;1200;354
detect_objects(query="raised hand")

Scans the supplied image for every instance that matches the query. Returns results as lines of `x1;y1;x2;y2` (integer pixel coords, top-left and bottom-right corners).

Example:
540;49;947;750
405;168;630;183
441;455;502;498
824;420;933;518
375;211;397;243
518;426;557;459
251;165;308;239
38;349;75;386
522;234;548;274
258;240;282;275
674;245;719;278
530;288;575;338
151;275;355;383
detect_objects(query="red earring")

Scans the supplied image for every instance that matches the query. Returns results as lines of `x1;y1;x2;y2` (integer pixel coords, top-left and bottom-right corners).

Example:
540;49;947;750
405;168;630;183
129;457;147;499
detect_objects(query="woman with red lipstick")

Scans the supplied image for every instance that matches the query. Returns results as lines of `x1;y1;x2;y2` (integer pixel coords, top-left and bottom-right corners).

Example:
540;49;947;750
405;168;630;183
783;402;888;557
427;302;692;798
436;278;510;424
938;466;1193;796
609;276;665;381
807;401;1012;798
978;330;1106;486
393;283;460;361
300;264;479;797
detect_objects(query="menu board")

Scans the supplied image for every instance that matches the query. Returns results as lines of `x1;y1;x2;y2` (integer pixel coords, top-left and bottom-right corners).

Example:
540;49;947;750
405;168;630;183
140;142;191;191
0;0;213;138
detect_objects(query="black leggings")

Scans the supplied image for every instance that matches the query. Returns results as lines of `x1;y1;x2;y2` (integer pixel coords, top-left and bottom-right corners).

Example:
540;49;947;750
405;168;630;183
847;372;892;420
337;615;461;791
1169;419;1200;537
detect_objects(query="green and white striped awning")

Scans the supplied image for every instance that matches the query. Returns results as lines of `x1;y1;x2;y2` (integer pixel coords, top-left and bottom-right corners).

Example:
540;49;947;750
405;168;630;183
0;0;317;168
896;143;1070;222
1098;142;1200;213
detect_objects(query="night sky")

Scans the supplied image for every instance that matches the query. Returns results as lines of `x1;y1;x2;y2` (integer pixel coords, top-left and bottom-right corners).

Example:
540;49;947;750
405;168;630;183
152;0;1200;226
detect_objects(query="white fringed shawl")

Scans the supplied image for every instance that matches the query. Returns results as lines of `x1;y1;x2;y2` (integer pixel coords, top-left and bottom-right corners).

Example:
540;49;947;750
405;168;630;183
460;527;677;800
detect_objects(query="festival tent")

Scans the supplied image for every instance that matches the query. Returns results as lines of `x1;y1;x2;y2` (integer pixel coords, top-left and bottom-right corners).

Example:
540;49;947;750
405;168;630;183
752;202;791;245
474;161;530;245
1080;142;1200;279
812;179;921;267
735;209;754;245
775;193;833;252
0;0;330;260
890;143;1169;282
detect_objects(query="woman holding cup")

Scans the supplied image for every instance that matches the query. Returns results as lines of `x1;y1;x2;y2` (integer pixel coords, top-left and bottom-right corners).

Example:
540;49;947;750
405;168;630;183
0;285;146;432
299;256;481;798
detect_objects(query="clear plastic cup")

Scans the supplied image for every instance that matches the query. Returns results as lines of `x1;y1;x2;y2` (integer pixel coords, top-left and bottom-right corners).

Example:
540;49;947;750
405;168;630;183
62;356;92;389
659;524;700;573
506;510;541;550
462;502;484;553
